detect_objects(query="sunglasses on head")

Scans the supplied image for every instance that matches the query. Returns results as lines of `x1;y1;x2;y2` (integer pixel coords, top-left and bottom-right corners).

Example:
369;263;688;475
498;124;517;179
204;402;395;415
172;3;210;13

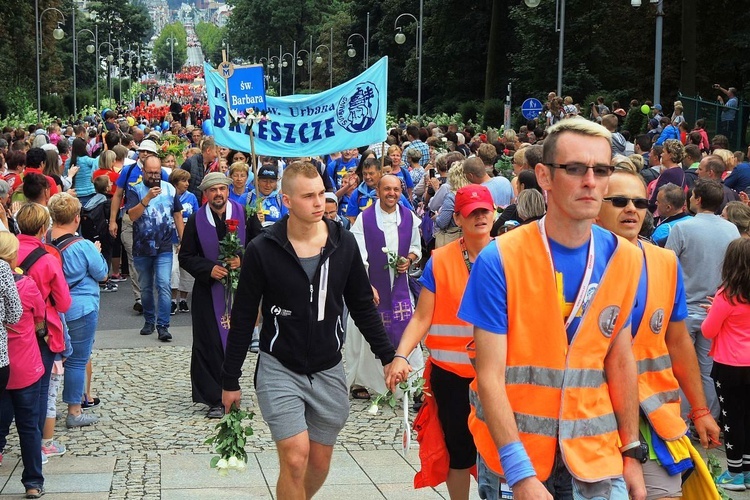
544;162;614;177
603;196;649;209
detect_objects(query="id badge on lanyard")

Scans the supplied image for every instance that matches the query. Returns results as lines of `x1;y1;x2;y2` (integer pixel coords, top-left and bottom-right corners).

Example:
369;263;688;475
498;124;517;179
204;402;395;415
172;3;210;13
538;216;595;331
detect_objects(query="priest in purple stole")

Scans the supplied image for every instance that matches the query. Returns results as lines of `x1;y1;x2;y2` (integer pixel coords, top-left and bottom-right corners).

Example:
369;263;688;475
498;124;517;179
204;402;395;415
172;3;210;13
178;173;247;419
346;175;425;398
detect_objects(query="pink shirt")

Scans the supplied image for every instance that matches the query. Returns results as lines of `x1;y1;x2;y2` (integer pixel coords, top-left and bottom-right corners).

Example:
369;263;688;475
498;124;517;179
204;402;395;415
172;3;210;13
701;289;750;366
6;276;45;389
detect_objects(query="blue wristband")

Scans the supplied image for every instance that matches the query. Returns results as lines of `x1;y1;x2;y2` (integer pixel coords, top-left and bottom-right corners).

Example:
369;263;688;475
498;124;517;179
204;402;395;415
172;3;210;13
498;441;536;488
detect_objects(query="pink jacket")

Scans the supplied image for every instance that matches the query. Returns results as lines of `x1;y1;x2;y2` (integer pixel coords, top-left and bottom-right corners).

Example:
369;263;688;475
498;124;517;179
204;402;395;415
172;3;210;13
701;289;750;366
16;234;71;353
6;275;44;390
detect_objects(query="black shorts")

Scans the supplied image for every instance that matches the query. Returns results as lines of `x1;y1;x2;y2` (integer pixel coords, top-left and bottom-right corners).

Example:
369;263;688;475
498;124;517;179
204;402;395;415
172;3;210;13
430;362;476;469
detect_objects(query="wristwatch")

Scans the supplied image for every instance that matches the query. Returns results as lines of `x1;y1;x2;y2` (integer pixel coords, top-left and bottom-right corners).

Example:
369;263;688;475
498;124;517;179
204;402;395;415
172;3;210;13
620;441;649;463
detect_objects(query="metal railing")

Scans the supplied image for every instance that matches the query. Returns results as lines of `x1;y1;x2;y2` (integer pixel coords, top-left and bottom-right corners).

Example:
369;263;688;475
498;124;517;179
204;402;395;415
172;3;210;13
677;92;748;151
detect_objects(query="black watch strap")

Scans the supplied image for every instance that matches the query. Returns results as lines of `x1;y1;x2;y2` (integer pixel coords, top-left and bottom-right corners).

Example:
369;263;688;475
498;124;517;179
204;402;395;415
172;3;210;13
622;442;649;464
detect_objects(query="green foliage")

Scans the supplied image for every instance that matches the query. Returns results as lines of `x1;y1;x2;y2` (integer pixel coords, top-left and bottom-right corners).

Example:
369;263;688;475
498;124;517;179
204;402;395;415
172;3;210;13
41;95;67;118
393;97;416;119
459;101;480;124
204;406;254;475
482;99;505;129
153;23;188;73
195;22;226;65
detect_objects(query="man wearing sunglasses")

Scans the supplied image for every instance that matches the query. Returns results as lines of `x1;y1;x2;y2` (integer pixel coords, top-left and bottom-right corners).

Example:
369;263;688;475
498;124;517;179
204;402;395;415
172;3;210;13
596;167;721;500
460;119;646;499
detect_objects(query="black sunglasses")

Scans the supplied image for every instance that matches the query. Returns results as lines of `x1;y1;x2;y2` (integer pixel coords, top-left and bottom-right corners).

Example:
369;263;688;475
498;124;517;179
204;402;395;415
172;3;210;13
544;162;615;177
603;196;649;209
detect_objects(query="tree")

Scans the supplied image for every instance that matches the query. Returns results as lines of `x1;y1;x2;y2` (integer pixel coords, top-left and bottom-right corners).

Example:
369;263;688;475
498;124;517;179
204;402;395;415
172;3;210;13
195;22;225;65
153;23;187;73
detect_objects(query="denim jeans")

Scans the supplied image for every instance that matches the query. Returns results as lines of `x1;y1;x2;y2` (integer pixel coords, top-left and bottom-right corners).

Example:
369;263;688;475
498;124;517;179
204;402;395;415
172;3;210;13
0;380;43;490
134;252;173;327
63;310;99;405
477;453;627;499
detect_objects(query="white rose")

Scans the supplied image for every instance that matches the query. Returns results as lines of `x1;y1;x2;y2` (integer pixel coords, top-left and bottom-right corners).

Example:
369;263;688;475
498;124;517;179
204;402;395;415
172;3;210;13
235;459;246;470
367;403;379;415
228;456;239;469
216;458;228;469
218;468;229;477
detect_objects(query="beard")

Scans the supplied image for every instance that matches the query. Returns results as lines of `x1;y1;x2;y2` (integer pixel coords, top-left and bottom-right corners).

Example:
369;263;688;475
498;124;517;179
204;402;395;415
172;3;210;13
143;177;160;189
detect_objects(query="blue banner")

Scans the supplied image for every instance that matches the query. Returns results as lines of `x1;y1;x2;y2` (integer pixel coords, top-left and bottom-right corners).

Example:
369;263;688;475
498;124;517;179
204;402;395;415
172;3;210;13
204;57;388;157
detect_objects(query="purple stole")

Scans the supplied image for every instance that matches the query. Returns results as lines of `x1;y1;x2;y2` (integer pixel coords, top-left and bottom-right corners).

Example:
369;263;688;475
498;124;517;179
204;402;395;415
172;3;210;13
362;204;413;348
195;199;246;351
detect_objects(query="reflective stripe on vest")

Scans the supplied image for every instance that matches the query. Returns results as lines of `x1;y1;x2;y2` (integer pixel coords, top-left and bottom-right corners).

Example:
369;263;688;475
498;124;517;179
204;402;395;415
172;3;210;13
468;224;642;482
633;242;687;441
425;239;475;378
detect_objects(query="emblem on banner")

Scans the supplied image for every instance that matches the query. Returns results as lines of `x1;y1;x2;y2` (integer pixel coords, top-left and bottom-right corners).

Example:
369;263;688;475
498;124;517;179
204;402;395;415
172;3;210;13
336;81;379;133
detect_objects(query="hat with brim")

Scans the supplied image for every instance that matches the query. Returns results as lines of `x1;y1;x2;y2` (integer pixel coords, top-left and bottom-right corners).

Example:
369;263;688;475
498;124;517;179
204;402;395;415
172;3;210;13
199;172;231;192
454;184;495;218
137;139;159;154
258;164;279;179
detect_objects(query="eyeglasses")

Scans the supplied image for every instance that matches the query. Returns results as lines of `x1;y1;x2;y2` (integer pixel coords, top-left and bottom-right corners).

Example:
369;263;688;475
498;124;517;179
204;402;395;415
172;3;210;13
544;163;614;177
603;196;649;209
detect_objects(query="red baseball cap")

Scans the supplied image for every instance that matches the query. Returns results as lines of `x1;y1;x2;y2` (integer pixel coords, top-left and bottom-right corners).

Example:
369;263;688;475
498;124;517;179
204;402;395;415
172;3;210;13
454;185;495;217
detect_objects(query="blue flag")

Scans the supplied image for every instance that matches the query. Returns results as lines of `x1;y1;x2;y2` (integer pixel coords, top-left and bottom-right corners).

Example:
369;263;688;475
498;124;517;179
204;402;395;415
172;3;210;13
204;57;388;157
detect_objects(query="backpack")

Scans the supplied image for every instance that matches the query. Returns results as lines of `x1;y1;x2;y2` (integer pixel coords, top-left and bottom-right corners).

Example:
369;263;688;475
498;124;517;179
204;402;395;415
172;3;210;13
20;233;85;298
640;167;660;185
80;196;108;242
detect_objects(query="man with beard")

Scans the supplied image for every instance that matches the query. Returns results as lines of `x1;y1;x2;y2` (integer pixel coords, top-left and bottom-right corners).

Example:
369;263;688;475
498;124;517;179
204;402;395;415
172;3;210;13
179;173;245;418
125;156;184;341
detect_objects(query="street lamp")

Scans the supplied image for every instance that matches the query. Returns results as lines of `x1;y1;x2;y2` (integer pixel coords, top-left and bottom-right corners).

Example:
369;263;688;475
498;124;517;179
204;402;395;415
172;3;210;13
269;55;281;95
296;48;312;91
222;40;229;62
315;44;333;90
525;0;564;97
346;33;368;69
98;41;115;105
394;0;424;117
166;36;178;80
74;29;95;117
281;50;295;95
632;0;664;106
35;1;66;122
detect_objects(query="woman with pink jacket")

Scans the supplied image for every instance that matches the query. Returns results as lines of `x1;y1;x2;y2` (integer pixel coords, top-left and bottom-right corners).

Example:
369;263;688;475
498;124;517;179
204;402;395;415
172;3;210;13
0;232;46;498
702;238;750;491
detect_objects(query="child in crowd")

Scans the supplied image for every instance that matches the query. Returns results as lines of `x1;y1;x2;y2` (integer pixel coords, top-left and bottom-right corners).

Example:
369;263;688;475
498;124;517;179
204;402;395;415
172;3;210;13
702;238;750;491
0;232;46;498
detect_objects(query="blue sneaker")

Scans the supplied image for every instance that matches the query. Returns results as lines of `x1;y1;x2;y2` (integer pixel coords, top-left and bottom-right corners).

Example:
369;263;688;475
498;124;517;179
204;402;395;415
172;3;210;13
716;470;746;491
745;471;750;487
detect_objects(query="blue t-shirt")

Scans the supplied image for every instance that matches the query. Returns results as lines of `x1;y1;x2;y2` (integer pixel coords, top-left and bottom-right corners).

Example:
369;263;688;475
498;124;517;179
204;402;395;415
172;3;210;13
115;162;169;190
326;157;358;190
124;180;182;256
631;250;688;335
458;225;630;343
392;167;414;190
240;190;288;225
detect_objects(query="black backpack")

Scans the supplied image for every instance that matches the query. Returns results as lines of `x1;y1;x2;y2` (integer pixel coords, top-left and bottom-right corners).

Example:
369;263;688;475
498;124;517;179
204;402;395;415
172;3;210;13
80;198;108;242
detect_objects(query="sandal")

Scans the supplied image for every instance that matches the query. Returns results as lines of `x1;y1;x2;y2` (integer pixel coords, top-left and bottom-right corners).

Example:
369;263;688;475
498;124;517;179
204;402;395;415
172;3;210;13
81;396;100;409
351;388;371;400
25;487;45;498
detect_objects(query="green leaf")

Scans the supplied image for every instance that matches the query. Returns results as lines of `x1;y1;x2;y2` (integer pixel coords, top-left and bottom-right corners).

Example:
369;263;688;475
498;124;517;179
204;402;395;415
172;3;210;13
210;456;220;468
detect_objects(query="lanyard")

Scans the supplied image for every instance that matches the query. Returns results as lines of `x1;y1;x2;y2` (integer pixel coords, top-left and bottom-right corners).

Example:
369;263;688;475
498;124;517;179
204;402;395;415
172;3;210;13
459;238;472;273
538;216;595;330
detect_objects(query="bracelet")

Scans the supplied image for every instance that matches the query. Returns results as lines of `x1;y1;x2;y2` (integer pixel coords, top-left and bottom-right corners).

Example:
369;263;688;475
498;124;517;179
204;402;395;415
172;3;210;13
394;354;410;364
688;407;712;421
140;200;148;208
498;441;536;488
619;441;641;453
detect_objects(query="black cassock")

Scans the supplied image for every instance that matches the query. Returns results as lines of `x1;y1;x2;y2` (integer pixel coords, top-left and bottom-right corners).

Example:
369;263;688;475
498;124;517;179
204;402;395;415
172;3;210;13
178;210;229;408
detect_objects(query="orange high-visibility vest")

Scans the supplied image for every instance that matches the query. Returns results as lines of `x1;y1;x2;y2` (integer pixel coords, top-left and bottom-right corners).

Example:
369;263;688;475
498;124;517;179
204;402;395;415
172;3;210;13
425;239;475;379
468;223;641;482
633;241;687;441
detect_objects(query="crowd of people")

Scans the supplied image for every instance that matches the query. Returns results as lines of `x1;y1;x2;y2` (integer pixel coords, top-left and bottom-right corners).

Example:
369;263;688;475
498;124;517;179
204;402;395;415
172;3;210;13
0;88;749;499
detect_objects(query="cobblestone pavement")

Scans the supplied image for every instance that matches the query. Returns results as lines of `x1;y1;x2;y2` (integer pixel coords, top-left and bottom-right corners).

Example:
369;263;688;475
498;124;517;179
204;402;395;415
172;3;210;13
1;346;413;499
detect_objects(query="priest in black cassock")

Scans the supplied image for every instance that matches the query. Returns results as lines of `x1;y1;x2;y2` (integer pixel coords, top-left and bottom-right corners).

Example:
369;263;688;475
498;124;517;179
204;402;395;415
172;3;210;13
178;173;247;418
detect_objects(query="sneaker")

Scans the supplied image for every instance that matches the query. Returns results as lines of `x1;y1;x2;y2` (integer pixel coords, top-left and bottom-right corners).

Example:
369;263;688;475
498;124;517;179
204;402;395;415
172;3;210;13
41;440;66;457
65;412;99;429
140;323;155;336
249;339;259;353
716;470;747;491
157;325;172;342
170;301;177;315
100;282;118;293
744;471;750;487
109;273;127;282
133;299;143;313
179;300;189;313
41;451;48;465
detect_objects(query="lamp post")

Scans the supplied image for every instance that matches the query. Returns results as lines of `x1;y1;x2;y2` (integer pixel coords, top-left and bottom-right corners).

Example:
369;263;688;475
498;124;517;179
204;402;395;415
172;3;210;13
98;41;114;106
222;40;229;62
315;43;332;90
281;50;295;95
346;33;368;69
394;0;423;117
631;0;663;106
74;29;95;117
268;55;281;95
166;36;178;80
525;0;564;97
35;0;66;122
296;48;312;92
